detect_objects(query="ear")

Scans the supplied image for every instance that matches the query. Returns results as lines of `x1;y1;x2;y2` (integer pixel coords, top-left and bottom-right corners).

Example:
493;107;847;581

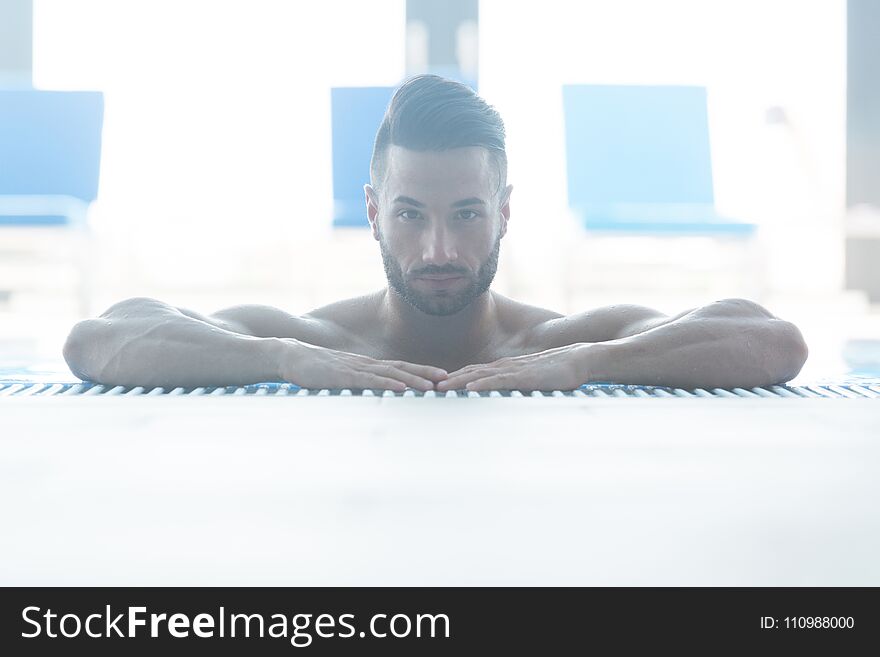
498;184;513;239
364;184;380;241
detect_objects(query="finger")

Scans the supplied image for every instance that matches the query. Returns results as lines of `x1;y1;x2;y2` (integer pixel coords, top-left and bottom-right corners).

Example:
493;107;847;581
465;373;518;392
436;373;489;391
446;358;513;380
369;364;435;391
444;366;475;379
446;361;496;377
436;368;501;391
388;360;448;381
353;372;408;392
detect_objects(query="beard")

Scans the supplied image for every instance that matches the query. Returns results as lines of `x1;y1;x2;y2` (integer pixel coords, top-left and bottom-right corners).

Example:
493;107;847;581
380;233;501;316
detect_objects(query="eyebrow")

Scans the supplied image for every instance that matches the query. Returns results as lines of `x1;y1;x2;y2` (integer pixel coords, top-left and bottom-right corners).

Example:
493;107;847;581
451;197;486;208
392;195;425;208
392;195;486;208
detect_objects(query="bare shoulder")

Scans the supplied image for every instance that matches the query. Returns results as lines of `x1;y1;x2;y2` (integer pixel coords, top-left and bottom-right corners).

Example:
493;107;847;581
304;291;383;325
205;303;319;339
526;303;677;348
202;294;381;350
530;297;787;348
299;291;385;347
492;293;563;343
208;298;367;348
214;293;379;329
94;296;305;338
93;296;364;349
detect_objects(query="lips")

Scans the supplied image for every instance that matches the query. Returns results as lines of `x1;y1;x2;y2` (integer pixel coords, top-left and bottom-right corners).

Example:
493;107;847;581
412;274;467;289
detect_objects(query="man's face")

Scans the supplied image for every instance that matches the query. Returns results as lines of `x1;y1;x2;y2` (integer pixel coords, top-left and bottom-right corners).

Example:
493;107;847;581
365;145;511;316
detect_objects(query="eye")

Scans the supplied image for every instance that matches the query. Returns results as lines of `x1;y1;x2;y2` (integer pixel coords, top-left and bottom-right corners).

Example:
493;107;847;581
398;210;422;221
457;210;479;221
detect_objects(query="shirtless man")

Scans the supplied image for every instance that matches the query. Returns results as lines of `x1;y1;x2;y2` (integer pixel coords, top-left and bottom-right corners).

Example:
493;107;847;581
63;75;808;392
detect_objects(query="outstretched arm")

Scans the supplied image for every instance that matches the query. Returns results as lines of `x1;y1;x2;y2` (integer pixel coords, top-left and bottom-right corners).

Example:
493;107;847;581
63;298;284;388
438;299;808;391
578;299;808;389
63;297;446;390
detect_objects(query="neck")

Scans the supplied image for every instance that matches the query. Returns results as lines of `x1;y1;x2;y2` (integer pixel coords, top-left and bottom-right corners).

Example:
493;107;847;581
378;286;499;367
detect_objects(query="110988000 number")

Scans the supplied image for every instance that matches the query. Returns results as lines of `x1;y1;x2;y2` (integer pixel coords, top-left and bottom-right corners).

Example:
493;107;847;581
784;617;854;629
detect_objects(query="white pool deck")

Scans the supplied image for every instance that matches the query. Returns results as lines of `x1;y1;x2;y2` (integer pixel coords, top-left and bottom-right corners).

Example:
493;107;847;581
1;394;878;586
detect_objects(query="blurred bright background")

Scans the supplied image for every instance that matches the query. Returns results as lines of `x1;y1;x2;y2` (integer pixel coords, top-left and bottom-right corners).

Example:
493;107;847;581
2;0;879;383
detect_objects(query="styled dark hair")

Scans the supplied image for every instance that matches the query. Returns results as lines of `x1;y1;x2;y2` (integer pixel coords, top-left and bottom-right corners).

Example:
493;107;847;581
370;74;507;196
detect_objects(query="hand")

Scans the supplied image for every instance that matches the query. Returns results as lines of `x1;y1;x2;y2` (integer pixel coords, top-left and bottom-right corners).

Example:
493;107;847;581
436;344;591;392
278;339;447;392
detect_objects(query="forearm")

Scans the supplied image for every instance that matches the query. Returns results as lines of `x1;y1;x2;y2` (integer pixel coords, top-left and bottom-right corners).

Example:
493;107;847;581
63;308;284;388
583;315;808;390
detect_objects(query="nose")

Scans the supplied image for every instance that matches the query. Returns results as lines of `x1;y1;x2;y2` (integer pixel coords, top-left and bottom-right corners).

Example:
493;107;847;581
420;221;458;266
